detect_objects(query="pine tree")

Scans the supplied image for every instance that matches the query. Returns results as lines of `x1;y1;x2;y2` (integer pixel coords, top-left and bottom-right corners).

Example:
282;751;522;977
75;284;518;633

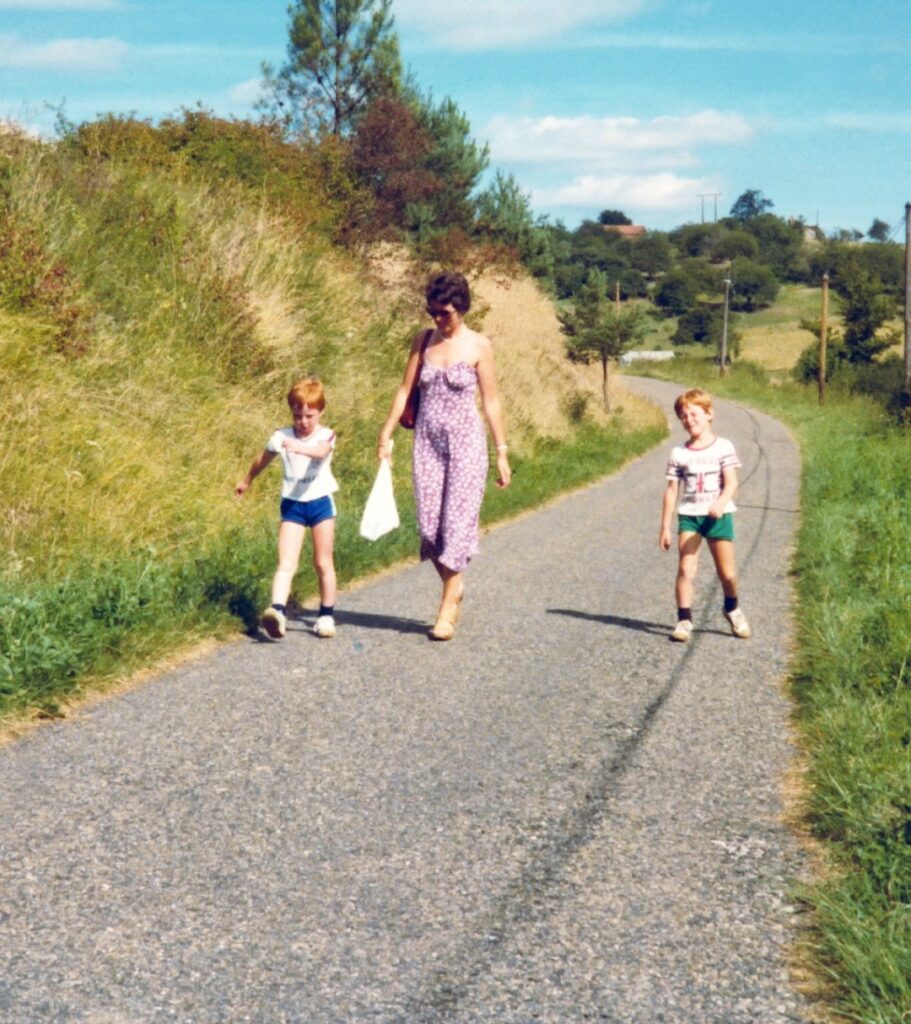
262;0;401;137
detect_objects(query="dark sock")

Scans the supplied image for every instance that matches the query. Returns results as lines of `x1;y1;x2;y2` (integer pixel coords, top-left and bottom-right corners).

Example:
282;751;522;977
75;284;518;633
677;608;692;622
271;603;286;614
724;596;738;614
319;604;334;617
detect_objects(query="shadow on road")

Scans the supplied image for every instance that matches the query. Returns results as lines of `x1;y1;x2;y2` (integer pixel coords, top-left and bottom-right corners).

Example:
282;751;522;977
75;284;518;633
244;609;430;641
330;609;430;636
548;607;732;640
548;608;669;636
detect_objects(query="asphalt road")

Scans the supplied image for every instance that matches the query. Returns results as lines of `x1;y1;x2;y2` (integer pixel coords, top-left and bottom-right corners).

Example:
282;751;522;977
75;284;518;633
0;378;809;1023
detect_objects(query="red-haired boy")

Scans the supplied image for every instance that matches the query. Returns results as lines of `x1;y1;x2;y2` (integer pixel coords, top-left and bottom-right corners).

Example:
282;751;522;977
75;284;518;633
659;388;751;642
236;377;338;639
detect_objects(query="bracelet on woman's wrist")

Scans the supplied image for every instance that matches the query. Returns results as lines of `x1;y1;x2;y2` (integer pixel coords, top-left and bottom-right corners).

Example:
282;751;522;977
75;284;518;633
496;443;508;451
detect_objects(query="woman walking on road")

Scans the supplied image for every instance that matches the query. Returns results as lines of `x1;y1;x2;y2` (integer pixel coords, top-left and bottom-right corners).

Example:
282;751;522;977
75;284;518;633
377;272;511;640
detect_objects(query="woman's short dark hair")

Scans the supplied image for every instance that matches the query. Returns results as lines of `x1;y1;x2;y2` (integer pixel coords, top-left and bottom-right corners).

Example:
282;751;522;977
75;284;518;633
425;272;471;314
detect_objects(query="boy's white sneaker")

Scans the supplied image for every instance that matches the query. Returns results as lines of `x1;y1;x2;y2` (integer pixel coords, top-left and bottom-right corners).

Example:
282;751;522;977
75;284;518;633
261;607;286;639
670;619;694;643
725;607;751;639
314;615;336;638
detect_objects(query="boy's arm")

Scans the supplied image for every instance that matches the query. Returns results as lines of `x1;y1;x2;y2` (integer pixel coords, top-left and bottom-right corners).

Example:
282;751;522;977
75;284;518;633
235;449;276;497
659;479;678;550
707;465;738;519
282;433;335;459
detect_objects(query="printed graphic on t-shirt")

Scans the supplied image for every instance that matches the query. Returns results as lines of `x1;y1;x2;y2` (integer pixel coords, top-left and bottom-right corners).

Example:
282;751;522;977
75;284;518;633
666;437;740;516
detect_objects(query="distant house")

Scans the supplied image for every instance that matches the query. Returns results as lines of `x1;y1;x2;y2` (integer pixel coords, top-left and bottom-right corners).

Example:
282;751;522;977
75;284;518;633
603;224;647;239
788;218;824;244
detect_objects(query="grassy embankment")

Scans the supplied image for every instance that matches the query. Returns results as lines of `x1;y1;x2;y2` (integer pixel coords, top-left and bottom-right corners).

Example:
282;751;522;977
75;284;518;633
629;339;911;1023
0;133;664;726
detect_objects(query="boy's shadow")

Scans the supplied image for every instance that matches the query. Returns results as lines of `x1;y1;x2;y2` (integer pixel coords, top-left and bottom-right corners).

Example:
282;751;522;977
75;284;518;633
331;609;429;636
548;608;729;639
548;608;669;636
248;609;428;641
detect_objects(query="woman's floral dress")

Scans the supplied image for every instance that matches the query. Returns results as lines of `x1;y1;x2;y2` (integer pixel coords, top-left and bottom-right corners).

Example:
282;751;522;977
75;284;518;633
413;360;488;572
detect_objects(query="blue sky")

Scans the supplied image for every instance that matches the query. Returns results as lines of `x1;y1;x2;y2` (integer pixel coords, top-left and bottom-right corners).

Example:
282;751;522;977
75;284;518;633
2;0;909;235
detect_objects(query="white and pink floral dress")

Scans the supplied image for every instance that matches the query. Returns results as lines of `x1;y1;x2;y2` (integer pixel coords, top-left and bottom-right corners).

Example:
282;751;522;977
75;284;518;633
413;360;488;572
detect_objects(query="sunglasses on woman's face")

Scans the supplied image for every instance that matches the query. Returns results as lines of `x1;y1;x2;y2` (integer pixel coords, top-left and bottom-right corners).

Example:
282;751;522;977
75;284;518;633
426;306;456;320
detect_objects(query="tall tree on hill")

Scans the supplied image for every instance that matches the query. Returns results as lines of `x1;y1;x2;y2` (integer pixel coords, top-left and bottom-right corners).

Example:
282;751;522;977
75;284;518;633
868;218;890;243
836;261;897;363
410;94;489;236
559;269;646;411
262;0;401;137
729;188;774;221
598;209;632;226
351;94;441;233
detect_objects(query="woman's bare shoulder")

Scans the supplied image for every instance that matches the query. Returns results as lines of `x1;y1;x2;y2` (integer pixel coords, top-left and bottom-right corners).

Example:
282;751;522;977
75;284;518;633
410;327;434;352
466;326;493;352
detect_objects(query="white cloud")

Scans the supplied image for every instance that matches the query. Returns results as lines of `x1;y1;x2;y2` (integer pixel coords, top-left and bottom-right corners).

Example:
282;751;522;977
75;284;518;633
0;0;121;9
486;110;751;219
0;34;128;70
533;172;714;212
486;110;753;165
394;0;650;50
826;111;911;132
227;77;267;107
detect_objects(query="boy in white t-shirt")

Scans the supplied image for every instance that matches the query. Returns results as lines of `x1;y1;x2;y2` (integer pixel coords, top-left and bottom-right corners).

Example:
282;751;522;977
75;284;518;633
235;377;338;639
658;388;751;643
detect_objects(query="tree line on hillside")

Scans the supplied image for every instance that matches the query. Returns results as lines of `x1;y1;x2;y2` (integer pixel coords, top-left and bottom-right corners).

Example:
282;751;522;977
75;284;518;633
252;0;907;407
10;0;906;414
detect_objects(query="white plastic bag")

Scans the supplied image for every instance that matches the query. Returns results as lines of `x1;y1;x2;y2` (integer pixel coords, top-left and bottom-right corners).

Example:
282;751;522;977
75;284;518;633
359;458;400;541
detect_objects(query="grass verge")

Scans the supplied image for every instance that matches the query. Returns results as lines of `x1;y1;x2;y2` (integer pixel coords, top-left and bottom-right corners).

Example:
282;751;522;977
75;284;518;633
1;416;665;726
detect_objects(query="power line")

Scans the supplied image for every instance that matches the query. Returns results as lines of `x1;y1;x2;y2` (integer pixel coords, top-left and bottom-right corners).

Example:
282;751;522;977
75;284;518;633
691;193;720;224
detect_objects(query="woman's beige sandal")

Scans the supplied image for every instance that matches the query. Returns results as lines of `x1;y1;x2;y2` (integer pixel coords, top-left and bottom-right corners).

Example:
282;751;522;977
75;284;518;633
431;615;456;641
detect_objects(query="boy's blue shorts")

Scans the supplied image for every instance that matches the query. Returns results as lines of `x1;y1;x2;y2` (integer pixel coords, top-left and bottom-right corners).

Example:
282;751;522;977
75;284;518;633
280;494;336;528
678;512;734;541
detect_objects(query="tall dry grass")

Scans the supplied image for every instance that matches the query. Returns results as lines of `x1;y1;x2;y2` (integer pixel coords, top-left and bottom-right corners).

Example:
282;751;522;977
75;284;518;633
474;274;661;441
1;136;666;717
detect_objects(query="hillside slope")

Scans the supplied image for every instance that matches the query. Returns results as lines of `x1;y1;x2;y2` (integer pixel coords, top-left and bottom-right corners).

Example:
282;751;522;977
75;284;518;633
0;133;664;719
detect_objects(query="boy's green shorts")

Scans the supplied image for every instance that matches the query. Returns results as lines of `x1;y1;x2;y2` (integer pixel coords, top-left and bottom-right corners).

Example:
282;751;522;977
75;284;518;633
678;512;734;541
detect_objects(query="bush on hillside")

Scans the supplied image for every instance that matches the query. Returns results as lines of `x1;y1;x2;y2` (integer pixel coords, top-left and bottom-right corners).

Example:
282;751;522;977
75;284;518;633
654;269;698;316
728;257;780;312
673;304;725;346
0;139;94;353
58;110;367;241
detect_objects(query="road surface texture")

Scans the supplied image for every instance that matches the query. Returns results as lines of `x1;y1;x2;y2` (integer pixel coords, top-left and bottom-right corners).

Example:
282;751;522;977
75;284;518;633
0;378;810;1023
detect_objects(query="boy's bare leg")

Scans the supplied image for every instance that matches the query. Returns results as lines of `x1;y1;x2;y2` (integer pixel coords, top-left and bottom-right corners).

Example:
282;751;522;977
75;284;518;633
675;532;702;609
707;538;738;599
310;517;337;607
271;521;307;606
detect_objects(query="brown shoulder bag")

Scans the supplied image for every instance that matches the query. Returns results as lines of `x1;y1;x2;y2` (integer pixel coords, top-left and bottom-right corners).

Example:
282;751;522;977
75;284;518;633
399;330;433;430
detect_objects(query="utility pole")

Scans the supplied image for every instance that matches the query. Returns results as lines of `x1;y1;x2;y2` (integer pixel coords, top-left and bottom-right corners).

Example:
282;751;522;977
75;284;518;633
819;273;829;405
697;192;721;224
615;280;621;315
720;277;731;377
904;202;911;391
